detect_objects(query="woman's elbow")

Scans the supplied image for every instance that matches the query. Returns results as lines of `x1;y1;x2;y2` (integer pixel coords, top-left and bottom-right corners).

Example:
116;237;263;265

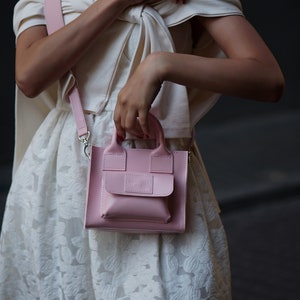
16;71;43;98
266;71;286;103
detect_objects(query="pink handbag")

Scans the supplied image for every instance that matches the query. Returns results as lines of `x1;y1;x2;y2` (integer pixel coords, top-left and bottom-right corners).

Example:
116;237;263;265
44;0;188;233
85;114;188;233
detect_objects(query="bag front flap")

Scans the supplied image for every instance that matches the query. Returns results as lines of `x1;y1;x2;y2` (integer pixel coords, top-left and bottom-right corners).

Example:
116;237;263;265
103;171;174;197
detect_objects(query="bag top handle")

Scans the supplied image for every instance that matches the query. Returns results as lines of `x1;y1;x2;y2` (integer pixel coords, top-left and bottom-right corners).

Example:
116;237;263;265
104;113;171;155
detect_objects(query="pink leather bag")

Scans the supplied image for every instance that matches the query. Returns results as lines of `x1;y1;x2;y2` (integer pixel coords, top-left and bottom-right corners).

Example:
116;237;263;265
85;114;188;233
44;0;188;233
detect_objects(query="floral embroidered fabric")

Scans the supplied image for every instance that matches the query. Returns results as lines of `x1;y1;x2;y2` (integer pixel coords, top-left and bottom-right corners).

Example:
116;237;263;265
0;108;231;299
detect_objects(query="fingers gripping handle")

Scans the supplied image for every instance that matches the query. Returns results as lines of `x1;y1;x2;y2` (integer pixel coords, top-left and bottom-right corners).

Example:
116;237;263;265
103;113;173;173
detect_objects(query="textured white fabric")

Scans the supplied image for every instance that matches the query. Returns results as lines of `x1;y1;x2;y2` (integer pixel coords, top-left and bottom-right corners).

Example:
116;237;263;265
0;0;243;299
1;107;230;299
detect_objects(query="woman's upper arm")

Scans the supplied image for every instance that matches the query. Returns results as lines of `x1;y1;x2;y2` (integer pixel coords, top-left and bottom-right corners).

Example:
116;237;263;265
190;15;285;102
15;25;49;96
16;25;48;56
198;15;279;65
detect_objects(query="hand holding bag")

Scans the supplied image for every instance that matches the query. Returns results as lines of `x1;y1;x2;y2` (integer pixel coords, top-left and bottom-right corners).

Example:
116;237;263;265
44;0;188;233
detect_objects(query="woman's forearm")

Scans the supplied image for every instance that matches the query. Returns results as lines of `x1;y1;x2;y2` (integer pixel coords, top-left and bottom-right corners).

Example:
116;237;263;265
155;52;284;103
16;0;130;97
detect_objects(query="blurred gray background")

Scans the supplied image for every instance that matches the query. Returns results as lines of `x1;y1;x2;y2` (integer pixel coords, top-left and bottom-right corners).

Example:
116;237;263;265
1;1;299;299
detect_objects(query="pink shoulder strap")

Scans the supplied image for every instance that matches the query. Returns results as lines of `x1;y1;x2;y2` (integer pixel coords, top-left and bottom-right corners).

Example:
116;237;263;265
44;0;90;157
44;0;64;34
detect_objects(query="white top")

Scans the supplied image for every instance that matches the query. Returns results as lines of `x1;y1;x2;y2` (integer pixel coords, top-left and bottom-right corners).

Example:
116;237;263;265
12;0;243;173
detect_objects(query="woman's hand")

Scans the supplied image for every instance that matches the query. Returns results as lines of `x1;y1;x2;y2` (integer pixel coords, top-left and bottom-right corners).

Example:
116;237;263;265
114;53;165;139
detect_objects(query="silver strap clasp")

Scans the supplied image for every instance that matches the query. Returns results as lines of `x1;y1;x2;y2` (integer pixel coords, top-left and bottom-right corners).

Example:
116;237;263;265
78;131;91;159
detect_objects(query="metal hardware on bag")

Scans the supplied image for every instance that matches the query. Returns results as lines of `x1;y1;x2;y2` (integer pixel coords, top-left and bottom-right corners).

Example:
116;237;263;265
188;150;192;163
78;131;91;159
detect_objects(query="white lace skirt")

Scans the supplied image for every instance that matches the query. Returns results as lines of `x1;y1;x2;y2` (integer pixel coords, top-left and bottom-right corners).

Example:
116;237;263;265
0;107;231;300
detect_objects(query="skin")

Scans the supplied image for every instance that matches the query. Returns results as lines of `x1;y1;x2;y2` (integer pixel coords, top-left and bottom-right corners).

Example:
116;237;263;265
15;0;285;139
